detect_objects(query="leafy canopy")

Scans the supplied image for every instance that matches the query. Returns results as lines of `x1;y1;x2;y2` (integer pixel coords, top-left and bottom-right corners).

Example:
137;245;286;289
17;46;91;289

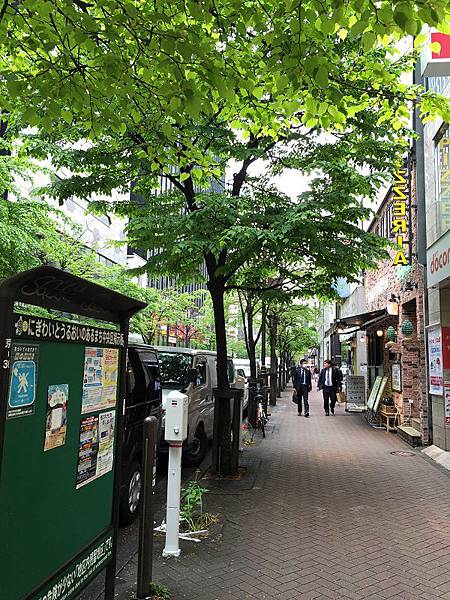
1;0;450;174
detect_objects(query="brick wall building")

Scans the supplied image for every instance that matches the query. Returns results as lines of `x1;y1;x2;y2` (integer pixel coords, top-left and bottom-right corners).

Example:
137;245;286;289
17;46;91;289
364;155;428;442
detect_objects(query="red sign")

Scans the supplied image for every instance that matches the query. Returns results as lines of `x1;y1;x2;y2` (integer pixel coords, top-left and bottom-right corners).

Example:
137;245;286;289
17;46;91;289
421;30;450;77
432;32;450;59
443;326;450;371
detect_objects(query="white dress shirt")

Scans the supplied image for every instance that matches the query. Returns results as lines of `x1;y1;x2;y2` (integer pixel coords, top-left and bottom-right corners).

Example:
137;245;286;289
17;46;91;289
325;368;332;386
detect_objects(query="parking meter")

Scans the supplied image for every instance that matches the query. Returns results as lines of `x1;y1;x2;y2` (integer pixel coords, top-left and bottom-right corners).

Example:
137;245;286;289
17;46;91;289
163;391;188;557
164;390;188;443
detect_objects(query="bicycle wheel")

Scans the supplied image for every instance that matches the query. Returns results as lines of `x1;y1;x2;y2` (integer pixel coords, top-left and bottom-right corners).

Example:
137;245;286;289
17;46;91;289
260;407;266;438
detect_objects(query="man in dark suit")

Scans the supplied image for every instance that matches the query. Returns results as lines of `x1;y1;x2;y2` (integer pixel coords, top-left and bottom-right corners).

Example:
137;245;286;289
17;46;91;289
318;359;343;416
293;359;312;417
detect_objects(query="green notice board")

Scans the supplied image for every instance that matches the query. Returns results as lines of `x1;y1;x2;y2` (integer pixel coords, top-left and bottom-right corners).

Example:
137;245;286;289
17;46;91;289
0;340;119;600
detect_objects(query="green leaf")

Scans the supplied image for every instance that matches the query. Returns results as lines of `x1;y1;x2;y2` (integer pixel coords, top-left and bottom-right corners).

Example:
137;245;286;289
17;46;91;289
314;65;329;88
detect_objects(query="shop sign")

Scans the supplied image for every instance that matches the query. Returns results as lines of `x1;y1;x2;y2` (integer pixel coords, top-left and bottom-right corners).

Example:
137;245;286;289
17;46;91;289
427;228;450;288
428;325;444;395
421;31;450;77
391;167;410;266
445;383;450;426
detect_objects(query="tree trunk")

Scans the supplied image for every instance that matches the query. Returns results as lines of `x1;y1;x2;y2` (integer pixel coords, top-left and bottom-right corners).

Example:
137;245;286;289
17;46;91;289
269;315;277;406
281;351;286;390
260;303;267;369
208;277;235;476
247;305;257;379
1;117;9;201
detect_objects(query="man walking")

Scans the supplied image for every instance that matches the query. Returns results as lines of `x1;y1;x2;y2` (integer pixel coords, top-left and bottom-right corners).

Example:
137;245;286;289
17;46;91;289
318;359;343;416
293;359;312;417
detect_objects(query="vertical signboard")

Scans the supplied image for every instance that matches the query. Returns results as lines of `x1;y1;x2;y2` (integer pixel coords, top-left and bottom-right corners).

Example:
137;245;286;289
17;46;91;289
428;325;444;395
443;327;450;427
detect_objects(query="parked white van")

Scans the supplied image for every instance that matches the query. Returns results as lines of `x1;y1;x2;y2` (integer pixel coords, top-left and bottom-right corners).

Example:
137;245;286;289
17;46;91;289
156;347;244;466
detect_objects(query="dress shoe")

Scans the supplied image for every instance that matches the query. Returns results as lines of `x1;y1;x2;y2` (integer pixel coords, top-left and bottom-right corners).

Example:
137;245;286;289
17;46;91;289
325;412;329;416
304;414;309;418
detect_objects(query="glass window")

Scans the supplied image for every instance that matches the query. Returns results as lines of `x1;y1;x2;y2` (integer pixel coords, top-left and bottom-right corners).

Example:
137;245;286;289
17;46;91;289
158;351;193;388
435;125;450;237
194;360;207;386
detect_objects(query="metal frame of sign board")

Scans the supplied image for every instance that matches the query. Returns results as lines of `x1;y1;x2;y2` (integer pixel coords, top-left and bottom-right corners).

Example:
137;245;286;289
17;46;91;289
0;267;145;600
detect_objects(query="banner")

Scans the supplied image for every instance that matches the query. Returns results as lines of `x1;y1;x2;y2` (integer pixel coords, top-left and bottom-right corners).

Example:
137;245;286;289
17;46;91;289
428;325;444;395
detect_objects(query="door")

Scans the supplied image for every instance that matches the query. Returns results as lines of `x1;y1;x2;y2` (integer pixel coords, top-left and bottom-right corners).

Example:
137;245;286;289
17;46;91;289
190;355;210;442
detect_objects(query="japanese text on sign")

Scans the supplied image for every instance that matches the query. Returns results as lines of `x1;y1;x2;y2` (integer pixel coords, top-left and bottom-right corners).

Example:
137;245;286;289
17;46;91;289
13;314;124;347
34;534;113;600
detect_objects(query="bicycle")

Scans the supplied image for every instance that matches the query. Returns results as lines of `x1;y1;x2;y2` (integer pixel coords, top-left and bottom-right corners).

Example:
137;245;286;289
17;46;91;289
255;386;269;438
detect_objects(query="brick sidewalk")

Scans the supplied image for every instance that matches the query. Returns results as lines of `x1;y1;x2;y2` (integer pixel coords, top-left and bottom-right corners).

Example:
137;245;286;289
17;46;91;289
109;387;450;599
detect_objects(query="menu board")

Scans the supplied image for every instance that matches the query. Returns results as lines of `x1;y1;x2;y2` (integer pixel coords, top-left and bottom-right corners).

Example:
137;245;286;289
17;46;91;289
345;376;366;405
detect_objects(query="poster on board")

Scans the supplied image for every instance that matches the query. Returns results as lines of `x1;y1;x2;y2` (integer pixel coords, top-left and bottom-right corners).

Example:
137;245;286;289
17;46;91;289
76;415;99;488
7;343;39;419
44;384;68;451
391;363;402;392
428;325;444;395
81;347;119;414
76;410;116;489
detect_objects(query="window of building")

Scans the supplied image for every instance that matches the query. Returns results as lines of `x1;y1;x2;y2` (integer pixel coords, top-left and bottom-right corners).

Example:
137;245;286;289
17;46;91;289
435;124;450;237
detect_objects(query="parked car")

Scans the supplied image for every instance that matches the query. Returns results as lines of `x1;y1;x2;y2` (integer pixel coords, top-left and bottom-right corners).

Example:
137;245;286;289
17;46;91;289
156;347;244;467
120;342;162;525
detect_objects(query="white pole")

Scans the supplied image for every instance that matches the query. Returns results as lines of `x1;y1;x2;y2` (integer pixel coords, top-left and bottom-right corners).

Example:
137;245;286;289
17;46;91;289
163;443;183;557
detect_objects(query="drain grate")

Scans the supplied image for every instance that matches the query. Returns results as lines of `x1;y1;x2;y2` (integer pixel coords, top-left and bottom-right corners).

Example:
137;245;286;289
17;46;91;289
390;450;415;456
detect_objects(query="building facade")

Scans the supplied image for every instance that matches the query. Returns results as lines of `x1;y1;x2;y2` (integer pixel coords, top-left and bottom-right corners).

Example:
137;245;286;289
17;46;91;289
421;72;450;450
363;158;428;442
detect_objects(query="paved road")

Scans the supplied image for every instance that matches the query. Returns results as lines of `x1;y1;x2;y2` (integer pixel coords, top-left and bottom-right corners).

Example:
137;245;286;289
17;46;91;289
87;387;450;599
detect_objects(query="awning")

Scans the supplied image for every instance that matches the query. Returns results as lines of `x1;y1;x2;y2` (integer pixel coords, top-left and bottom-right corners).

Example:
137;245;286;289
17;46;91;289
332;309;390;335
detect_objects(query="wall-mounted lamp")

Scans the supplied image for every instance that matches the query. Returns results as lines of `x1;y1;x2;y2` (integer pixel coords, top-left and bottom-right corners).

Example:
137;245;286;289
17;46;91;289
387;293;399;316
376;328;384;337
360;334;366;343
336;321;347;334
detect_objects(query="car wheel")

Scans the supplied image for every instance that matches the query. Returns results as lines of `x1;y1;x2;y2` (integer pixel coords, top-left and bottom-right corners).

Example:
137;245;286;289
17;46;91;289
183;426;207;467
120;460;142;526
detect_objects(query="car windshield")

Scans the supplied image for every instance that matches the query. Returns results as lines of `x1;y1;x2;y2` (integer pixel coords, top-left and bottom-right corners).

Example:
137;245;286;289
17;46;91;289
158;352;193;388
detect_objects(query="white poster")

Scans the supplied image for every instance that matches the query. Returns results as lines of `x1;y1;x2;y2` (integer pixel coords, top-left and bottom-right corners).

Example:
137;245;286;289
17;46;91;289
97;410;115;477
428;325;444;396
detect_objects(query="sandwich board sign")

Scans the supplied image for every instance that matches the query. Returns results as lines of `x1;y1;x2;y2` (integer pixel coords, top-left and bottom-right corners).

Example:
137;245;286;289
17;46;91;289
0;267;145;600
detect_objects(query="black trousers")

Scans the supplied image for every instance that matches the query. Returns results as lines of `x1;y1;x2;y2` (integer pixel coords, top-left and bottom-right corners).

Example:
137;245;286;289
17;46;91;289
296;384;310;415
322;386;337;414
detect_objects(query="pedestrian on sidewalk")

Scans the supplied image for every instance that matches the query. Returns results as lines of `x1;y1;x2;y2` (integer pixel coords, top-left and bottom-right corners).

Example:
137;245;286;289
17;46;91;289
293;359;312;417
318;359;343;416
